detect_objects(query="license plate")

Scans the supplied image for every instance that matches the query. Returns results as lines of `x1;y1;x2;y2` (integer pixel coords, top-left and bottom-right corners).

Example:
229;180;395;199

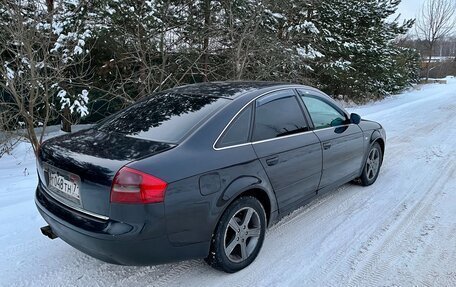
48;168;81;201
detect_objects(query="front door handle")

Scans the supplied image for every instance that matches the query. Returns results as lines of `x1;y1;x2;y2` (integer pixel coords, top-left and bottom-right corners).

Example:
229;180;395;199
266;156;279;166
322;142;332;150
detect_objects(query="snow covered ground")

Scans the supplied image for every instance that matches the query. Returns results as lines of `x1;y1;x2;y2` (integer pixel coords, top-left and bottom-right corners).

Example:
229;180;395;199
1;79;455;287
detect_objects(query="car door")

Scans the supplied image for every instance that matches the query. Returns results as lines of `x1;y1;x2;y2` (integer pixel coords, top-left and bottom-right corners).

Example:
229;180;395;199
251;89;322;211
297;89;364;189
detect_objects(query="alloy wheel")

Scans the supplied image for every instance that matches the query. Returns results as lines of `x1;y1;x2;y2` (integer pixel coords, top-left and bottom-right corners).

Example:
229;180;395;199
366;147;380;181
223;207;261;263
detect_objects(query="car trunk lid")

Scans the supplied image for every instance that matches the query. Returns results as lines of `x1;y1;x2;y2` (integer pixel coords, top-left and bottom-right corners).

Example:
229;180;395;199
37;128;174;217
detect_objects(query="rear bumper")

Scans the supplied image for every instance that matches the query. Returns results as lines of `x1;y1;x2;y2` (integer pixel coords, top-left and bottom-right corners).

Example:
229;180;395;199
35;185;209;265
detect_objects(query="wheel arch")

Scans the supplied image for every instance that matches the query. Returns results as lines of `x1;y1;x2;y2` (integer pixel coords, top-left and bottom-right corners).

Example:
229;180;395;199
209;182;278;245
370;131;385;163
206;183;277;258
205;186;273;272
218;174;277;221
229;188;273;224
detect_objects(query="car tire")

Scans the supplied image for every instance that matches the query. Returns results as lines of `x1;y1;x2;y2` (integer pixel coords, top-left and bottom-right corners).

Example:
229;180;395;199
360;142;383;186
205;196;266;273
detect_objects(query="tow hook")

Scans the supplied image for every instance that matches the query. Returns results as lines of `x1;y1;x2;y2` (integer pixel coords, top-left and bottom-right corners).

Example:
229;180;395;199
40;225;58;239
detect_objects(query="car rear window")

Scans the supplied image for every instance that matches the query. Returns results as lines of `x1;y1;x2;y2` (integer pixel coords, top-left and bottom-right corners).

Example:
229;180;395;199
97;93;229;143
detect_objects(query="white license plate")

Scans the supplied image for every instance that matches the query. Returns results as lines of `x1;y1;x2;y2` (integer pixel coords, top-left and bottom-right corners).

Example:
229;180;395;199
48;169;80;200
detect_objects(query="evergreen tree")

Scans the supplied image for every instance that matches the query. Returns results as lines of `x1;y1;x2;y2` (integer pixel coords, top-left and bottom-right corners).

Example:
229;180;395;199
314;0;416;100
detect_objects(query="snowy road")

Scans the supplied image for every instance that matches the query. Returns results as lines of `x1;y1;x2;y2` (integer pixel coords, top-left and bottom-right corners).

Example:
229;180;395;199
1;79;455;287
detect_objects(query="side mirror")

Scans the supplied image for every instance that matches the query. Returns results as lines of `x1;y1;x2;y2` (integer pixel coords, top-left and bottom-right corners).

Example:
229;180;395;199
350;113;361;125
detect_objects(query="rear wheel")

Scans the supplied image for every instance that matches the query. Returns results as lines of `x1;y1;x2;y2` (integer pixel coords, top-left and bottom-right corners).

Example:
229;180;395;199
360;142;382;186
205;196;266;273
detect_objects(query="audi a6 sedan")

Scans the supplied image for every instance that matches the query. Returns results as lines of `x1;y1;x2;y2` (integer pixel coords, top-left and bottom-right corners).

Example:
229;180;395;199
36;82;385;273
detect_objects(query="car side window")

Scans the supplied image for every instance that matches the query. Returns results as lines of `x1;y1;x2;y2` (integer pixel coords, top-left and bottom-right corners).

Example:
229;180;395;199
300;96;346;129
252;90;309;142
217;104;252;148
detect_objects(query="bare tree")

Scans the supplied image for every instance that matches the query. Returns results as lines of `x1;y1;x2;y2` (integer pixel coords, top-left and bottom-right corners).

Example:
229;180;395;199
97;1;210;101
416;0;456;80
0;0;93;155
220;1;266;80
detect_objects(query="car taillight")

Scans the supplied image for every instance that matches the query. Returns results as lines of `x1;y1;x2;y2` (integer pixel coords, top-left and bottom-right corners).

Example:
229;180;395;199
110;167;167;204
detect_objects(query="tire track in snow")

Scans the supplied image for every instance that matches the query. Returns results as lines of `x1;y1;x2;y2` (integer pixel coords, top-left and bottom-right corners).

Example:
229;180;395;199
346;159;455;286
229;184;383;287
299;89;456;286
299;161;430;286
132;260;200;287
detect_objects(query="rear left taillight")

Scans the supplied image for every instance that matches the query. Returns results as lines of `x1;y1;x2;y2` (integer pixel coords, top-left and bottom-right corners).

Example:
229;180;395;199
110;167;167;204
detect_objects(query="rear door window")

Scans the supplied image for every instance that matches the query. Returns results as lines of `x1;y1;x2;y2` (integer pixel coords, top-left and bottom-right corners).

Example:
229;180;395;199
97;94;229;143
252;90;309;142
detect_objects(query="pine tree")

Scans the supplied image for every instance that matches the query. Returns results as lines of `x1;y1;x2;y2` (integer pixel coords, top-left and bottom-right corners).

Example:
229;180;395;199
314;0;416;101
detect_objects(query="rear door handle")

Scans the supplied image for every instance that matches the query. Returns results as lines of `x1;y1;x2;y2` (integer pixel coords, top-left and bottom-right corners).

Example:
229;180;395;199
266;156;279;166
322;142;332;150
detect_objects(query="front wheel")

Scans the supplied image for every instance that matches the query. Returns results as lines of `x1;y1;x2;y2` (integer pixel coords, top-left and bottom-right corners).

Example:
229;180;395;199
205;196;266;273
360;142;383;186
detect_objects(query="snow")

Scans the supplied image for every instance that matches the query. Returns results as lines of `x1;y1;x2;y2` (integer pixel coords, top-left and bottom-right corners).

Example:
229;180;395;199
4;62;15;80
73;45;83;55
271;13;286;20
72;90;90;117
57;89;71;111
57;88;90;117
296;46;324;60
1;79;455;286
326;59;352;70
291;21;319;34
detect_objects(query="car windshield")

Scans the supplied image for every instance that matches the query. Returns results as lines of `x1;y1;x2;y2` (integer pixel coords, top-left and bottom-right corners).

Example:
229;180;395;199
97;93;229;143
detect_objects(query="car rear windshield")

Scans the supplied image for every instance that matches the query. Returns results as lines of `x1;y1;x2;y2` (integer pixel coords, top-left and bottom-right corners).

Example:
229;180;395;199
97;93;229;143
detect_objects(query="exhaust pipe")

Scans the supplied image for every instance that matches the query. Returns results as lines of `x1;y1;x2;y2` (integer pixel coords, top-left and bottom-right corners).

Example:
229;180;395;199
40;225;58;239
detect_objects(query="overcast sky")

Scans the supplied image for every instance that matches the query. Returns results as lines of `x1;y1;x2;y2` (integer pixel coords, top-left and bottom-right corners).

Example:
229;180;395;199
395;0;427;21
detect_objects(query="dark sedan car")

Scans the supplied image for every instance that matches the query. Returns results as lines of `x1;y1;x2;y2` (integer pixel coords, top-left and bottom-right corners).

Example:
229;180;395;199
36;82;385;273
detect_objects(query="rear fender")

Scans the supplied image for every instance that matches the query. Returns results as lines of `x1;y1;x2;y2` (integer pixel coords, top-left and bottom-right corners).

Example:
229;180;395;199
218;174;279;226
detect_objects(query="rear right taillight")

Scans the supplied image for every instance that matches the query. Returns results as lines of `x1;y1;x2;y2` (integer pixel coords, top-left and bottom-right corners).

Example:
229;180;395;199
110;167;167;204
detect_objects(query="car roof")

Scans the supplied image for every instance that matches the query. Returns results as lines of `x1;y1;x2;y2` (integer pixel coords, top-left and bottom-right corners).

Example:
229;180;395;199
163;81;301;99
